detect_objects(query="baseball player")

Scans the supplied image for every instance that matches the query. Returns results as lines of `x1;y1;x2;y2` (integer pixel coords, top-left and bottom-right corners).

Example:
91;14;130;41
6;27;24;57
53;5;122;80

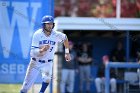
20;15;71;93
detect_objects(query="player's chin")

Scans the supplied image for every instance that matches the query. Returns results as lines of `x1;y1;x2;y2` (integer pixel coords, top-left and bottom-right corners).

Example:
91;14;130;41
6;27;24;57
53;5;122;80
44;28;51;32
47;30;52;33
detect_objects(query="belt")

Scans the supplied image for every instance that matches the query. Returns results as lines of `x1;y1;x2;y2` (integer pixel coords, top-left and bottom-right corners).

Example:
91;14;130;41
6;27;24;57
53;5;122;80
32;58;53;63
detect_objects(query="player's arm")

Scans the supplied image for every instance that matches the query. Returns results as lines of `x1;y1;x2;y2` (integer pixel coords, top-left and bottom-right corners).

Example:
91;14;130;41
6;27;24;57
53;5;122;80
31;45;50;57
63;36;71;62
30;33;50;57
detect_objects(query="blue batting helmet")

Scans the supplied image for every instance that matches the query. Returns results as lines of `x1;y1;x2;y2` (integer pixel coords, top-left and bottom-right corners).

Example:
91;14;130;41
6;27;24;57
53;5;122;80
41;15;54;24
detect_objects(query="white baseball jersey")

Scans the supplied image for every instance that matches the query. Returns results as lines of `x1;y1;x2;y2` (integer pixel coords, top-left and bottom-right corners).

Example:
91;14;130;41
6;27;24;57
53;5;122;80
21;29;67;92
31;28;66;60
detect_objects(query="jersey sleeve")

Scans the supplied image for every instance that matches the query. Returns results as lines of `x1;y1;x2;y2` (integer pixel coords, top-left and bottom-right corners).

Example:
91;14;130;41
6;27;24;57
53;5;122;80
31;32;39;49
30;32;40;57
56;32;67;43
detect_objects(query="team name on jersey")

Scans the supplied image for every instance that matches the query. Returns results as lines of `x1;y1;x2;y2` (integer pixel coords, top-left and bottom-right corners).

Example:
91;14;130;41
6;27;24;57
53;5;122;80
39;40;56;45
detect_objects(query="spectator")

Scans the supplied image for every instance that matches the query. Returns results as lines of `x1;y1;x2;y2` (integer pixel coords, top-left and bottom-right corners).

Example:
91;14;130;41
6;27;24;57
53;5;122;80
95;55;117;93
77;43;93;93
60;41;77;93
110;41;125;63
110;41;125;79
110;41;125;93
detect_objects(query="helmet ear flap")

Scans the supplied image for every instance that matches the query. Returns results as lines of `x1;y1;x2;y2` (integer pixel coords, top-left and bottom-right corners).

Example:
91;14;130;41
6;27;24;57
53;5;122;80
42;23;45;28
52;23;55;29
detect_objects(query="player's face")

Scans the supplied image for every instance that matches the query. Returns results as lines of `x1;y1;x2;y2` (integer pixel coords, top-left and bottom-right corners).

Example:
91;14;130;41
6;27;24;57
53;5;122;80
44;23;53;32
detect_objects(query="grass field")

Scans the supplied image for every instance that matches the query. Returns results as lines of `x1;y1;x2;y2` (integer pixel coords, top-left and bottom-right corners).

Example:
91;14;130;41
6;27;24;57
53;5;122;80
0;84;42;93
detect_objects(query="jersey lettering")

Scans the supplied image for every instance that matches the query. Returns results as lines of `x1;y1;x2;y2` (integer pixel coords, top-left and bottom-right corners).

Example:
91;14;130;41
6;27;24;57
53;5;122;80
49;47;53;52
39;40;56;45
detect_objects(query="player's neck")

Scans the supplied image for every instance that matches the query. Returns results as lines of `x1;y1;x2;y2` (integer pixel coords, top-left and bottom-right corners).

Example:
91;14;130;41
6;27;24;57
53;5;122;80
43;30;51;36
45;31;51;36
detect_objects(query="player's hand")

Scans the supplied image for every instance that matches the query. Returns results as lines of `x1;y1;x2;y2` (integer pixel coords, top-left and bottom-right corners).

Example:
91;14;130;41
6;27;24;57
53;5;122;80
65;53;71;62
39;45;50;53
